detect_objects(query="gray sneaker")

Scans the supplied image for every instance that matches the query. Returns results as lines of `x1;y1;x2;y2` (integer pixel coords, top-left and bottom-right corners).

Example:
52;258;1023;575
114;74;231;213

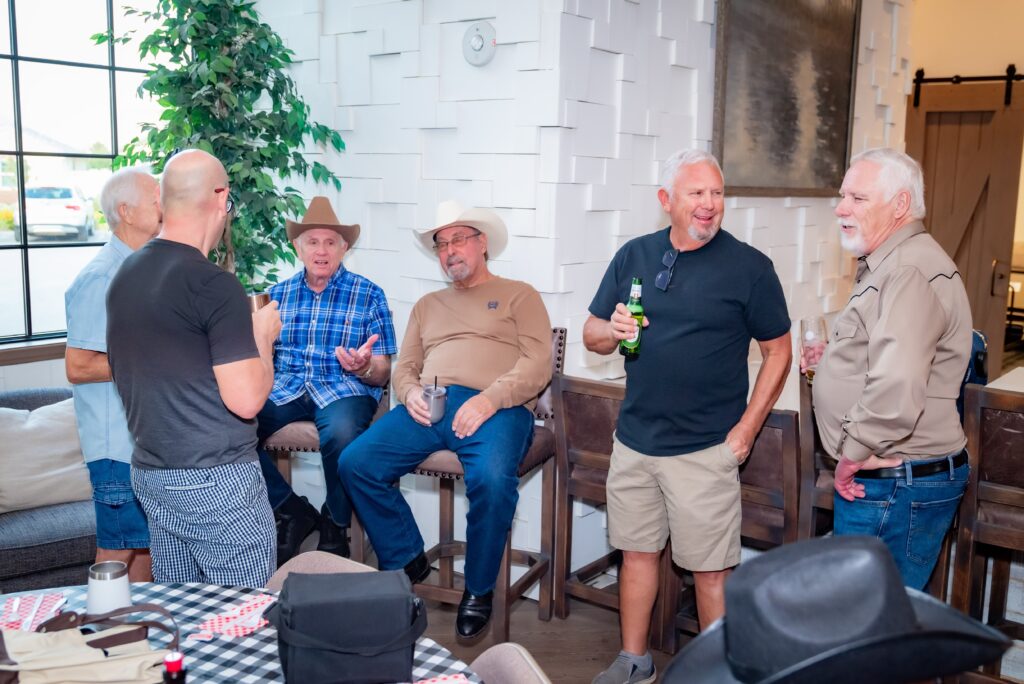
592;653;657;684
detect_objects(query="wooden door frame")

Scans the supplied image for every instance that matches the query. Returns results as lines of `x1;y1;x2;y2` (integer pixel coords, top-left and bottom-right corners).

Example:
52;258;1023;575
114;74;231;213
905;83;1024;377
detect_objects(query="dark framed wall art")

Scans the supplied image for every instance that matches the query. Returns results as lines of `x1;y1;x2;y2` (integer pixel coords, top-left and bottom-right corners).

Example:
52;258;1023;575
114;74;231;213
712;0;862;196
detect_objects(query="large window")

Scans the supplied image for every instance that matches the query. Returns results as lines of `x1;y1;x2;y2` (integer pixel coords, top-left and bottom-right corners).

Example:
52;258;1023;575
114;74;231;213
0;0;160;341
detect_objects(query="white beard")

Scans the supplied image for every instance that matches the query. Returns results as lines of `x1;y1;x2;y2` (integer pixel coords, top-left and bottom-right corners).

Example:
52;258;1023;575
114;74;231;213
445;258;470;282
688;223;719;243
839;224;868;256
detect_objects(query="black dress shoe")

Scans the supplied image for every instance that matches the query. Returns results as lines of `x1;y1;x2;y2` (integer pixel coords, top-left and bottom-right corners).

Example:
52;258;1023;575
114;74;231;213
403;551;431;585
274;495;320;566
316;504;350;558
456;590;493;640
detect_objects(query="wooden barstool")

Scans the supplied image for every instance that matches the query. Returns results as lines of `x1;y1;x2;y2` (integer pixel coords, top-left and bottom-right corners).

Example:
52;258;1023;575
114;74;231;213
951;384;1024;682
550;374;631;618
411;327;566;643
261;388;390;563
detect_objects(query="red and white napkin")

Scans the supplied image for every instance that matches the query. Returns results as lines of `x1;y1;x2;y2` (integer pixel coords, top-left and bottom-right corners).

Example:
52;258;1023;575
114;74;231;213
0;593;65;632
186;593;276;642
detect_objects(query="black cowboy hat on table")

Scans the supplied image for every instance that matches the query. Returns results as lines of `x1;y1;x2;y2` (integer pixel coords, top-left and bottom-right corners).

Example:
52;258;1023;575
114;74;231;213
662;536;1010;684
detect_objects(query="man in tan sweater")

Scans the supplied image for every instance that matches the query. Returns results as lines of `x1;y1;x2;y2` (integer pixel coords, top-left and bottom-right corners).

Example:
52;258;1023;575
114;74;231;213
340;200;552;641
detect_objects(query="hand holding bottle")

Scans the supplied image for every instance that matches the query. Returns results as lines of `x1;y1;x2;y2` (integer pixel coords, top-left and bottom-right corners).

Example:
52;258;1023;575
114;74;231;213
610;302;649;341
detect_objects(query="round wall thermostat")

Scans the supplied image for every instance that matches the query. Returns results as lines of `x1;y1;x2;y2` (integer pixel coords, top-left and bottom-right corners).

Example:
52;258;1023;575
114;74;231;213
463;21;496;67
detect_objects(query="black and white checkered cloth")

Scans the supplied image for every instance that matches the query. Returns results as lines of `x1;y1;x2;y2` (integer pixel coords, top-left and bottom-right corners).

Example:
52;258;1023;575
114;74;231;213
58;582;480;683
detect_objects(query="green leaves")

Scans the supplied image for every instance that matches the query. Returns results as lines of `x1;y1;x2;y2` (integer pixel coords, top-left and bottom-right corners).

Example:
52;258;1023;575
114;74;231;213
101;0;345;291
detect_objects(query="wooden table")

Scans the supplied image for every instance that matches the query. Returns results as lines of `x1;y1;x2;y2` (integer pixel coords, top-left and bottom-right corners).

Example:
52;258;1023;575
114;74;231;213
987;367;1024;393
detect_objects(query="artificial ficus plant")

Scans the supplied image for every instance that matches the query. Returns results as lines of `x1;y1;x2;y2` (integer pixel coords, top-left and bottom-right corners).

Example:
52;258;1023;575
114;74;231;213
95;0;345;290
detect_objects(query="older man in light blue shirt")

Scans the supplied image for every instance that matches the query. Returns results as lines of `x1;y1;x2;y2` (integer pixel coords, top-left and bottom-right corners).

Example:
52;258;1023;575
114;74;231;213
64;167;162;581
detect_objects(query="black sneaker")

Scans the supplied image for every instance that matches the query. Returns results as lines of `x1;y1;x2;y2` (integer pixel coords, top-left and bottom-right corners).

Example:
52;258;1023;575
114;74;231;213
274;495;320;566
316;504;350;558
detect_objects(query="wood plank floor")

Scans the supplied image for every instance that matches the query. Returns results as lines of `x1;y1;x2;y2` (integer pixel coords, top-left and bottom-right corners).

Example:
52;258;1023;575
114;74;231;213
422;597;677;683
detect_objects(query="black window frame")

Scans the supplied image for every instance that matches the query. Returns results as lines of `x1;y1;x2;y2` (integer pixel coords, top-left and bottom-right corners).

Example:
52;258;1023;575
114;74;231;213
1;0;148;343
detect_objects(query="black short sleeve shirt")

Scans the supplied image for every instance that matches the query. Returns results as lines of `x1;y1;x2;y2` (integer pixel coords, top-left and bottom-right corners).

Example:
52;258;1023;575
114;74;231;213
590;228;790;455
107;239;260;469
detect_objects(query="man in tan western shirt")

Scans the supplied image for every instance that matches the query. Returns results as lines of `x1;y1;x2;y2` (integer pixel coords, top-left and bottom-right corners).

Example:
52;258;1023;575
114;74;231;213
811;147;972;590
340;200;552;641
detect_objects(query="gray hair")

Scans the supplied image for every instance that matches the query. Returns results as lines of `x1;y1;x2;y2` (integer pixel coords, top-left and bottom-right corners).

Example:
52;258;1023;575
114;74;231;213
100;166;154;230
659;149;725;196
849;148;926;220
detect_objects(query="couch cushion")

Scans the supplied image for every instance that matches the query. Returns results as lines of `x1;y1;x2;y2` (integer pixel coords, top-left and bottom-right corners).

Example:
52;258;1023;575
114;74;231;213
0;500;96;581
0;398;92;514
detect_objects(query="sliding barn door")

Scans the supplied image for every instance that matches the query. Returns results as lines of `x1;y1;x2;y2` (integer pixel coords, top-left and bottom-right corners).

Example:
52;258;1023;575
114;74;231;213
905;83;1024;377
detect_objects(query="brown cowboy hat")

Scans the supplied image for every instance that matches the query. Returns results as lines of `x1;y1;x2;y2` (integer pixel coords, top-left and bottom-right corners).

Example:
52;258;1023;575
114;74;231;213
286;196;360;246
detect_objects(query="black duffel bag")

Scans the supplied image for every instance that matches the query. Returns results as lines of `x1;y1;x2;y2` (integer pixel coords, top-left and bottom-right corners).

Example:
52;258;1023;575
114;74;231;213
265;570;428;684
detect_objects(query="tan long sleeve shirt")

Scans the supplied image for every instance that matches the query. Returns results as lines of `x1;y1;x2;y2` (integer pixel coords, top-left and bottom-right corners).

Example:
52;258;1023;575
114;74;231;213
812;222;972;463
393;277;553;411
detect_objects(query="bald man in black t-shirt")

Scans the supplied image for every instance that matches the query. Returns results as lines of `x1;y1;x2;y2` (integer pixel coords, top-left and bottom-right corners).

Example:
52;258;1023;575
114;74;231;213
108;149;282;587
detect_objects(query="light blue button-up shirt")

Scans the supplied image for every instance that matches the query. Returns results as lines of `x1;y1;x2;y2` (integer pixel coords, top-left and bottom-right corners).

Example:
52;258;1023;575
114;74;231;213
64;234;135;463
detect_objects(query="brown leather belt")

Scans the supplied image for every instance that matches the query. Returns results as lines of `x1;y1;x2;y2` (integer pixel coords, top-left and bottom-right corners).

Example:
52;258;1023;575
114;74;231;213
851;450;968;479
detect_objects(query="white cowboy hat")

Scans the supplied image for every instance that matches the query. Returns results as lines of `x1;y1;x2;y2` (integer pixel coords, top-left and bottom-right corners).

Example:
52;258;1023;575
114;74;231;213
414;200;507;258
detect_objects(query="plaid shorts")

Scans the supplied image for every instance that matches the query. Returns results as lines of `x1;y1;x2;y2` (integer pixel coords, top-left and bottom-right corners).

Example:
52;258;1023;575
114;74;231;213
131;461;276;588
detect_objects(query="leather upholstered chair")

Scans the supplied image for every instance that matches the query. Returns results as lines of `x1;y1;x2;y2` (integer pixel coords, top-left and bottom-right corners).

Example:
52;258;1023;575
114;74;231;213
550;374;629;619
951;384;1024;682
261;388;390;563
411;327;566;643
550;375;799;654
797;374;834;541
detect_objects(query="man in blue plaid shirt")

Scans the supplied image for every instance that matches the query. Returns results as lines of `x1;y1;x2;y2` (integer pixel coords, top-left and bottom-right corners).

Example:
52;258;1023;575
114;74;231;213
256;197;397;564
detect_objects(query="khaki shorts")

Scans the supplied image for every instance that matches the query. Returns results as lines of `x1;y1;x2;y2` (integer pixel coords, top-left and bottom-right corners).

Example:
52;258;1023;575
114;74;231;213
607;437;741;571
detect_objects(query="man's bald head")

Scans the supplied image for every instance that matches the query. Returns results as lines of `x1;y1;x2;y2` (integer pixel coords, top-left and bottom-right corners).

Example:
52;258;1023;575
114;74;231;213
161;149;229;216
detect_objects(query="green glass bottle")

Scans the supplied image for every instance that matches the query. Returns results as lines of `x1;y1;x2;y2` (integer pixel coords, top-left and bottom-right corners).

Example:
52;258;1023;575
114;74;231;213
619;277;643;359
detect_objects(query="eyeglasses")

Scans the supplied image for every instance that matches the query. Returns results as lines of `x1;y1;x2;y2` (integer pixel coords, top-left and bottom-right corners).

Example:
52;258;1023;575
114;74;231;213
433;230;481;253
214;187;236;215
655;248;678;291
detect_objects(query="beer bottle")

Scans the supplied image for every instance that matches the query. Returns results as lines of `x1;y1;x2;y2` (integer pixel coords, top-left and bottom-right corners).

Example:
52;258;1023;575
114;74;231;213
619;277;643;359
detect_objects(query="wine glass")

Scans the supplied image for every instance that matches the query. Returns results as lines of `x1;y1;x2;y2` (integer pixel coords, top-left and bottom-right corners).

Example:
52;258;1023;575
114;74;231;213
800;316;828;382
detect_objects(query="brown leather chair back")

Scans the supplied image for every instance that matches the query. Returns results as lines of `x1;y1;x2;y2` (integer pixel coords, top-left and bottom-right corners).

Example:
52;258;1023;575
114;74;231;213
738;410;800;546
951;385;1024;676
533;327;568;421
551;375;624;505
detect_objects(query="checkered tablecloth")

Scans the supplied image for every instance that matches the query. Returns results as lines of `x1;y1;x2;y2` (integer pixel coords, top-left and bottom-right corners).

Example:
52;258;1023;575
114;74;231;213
47;582;480;684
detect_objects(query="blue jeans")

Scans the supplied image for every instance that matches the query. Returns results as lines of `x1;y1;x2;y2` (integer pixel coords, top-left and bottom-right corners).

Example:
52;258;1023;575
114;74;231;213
86;459;150;550
339;385;534;595
834;454;969;590
257;393;378;526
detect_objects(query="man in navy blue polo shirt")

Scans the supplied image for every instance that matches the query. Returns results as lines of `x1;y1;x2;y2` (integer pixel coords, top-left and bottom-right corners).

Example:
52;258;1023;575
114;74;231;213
585;149;792;684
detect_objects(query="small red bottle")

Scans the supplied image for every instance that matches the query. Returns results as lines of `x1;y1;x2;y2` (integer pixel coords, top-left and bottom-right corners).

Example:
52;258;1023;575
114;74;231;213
163;651;187;683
